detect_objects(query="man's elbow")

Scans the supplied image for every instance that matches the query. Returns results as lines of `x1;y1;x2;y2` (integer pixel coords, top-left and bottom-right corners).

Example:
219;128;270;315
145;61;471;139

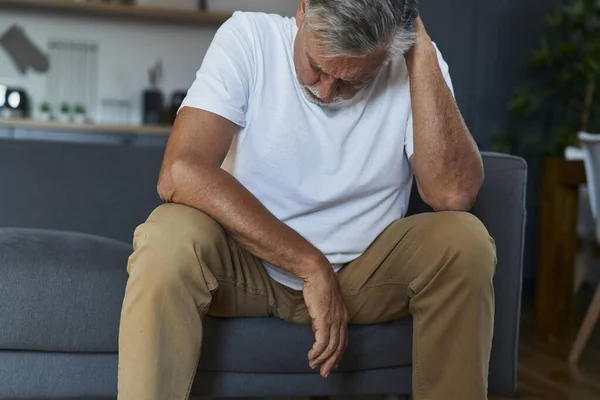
157;169;176;203
157;160;189;203
157;159;217;204
433;167;484;211
431;190;479;212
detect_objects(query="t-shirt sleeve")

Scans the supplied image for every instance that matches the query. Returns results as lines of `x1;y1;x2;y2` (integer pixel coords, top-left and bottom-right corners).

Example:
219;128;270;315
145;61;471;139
404;42;455;159
179;12;256;127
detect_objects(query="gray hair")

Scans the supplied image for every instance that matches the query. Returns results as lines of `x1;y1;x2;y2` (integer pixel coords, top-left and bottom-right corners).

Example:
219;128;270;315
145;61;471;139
304;0;419;59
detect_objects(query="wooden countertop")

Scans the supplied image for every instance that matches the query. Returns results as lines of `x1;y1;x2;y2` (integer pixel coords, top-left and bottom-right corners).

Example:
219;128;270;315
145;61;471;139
0;118;172;136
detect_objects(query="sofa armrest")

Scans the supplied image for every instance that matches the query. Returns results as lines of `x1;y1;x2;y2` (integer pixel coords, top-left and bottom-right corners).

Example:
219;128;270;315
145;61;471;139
406;151;527;396
0;228;131;353
474;152;527;396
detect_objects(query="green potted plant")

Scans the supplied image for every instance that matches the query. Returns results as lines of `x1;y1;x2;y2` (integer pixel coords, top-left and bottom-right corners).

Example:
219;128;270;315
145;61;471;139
58;102;71;124
492;0;599;158
73;103;87;124
39;101;52;122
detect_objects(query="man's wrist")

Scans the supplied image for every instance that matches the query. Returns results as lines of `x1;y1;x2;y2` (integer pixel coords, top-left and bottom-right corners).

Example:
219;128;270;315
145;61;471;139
406;37;437;76
300;252;332;282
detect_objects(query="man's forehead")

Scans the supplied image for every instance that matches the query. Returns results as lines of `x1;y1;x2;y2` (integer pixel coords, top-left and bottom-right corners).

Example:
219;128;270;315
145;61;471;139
306;48;385;82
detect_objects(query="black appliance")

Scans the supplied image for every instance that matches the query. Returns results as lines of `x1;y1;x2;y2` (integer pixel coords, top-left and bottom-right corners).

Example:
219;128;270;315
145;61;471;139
143;89;164;125
0;85;30;118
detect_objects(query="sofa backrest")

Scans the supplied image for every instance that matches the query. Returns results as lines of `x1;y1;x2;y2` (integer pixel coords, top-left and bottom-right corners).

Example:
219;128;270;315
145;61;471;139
0;138;514;252
0;139;165;244
0;137;437;246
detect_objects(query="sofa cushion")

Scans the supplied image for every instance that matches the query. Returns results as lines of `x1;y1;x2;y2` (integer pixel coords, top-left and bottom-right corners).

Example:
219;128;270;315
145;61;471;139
199;316;413;373
0;228;131;353
0;228;413;372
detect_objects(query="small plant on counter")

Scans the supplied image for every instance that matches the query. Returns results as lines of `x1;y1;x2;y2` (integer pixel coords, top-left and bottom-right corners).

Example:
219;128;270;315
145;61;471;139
58;102;71;123
39;101;52;122
73;104;87;124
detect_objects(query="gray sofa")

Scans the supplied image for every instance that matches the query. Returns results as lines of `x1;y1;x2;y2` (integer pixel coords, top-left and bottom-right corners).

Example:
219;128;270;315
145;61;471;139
0;138;527;399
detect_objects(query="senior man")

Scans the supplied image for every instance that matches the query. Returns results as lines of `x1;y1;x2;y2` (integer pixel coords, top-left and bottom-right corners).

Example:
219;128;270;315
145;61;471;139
118;1;496;399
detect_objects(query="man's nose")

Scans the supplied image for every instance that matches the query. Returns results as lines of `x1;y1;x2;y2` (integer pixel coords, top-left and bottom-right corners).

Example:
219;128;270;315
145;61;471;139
318;74;338;103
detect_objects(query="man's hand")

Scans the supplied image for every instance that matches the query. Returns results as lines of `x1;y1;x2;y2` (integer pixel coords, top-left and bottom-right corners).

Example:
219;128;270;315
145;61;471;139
413;16;429;42
303;264;348;378
405;16;432;66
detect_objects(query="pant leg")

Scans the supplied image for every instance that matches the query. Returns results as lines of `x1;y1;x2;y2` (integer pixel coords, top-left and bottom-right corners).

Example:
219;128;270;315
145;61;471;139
118;203;279;400
339;211;496;400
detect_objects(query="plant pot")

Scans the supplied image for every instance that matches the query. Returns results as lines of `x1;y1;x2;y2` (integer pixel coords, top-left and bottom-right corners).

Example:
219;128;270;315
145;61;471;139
57;112;72;124
73;114;87;125
38;111;52;122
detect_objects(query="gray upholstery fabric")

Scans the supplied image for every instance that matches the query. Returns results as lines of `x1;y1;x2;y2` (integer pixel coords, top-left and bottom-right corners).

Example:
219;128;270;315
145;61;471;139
190;368;413;398
0;351;117;400
474;153;527;395
0;229;413;372
0;145;527;398
0;351;412;399
199;317;413;373
0;228;130;353
0;139;164;243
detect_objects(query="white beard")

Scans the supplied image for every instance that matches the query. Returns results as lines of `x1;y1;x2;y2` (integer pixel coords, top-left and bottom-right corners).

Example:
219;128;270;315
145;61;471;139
302;84;353;108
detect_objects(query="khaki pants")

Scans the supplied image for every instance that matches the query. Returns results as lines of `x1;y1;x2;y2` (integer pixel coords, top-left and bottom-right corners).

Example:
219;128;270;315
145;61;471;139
118;203;496;400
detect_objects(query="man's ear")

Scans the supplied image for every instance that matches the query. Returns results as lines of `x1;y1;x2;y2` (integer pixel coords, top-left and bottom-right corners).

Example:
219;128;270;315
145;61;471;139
296;0;307;28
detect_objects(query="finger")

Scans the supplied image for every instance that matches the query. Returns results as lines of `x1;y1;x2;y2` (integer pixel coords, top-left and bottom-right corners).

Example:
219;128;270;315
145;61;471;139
321;323;347;378
341;321;348;354
308;321;330;364
311;323;340;368
309;325;331;366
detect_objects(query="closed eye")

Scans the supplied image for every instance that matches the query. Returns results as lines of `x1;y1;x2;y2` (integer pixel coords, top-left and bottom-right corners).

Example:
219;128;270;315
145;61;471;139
343;79;369;87
309;60;322;74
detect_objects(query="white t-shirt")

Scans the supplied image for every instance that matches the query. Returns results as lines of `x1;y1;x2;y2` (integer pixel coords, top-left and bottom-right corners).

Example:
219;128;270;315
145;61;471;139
181;11;454;290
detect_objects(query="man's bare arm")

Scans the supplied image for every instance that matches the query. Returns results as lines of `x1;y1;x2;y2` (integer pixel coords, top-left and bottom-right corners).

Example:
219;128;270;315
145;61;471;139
407;18;484;212
158;107;348;377
158;107;326;277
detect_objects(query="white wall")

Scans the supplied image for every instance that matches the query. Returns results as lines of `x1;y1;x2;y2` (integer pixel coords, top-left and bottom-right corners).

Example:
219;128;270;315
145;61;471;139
0;0;298;124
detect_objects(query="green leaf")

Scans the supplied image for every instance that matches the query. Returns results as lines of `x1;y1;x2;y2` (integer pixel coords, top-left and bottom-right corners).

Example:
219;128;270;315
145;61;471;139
496;0;600;160
531;37;553;67
509;87;543;117
546;9;563;27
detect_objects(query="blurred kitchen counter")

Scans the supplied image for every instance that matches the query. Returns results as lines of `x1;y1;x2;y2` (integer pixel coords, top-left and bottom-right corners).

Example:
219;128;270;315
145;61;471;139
0;118;171;147
0;118;171;136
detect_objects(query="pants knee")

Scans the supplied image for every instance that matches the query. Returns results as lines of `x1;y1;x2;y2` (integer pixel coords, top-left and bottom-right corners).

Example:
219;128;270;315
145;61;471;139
425;212;497;288
127;203;224;292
